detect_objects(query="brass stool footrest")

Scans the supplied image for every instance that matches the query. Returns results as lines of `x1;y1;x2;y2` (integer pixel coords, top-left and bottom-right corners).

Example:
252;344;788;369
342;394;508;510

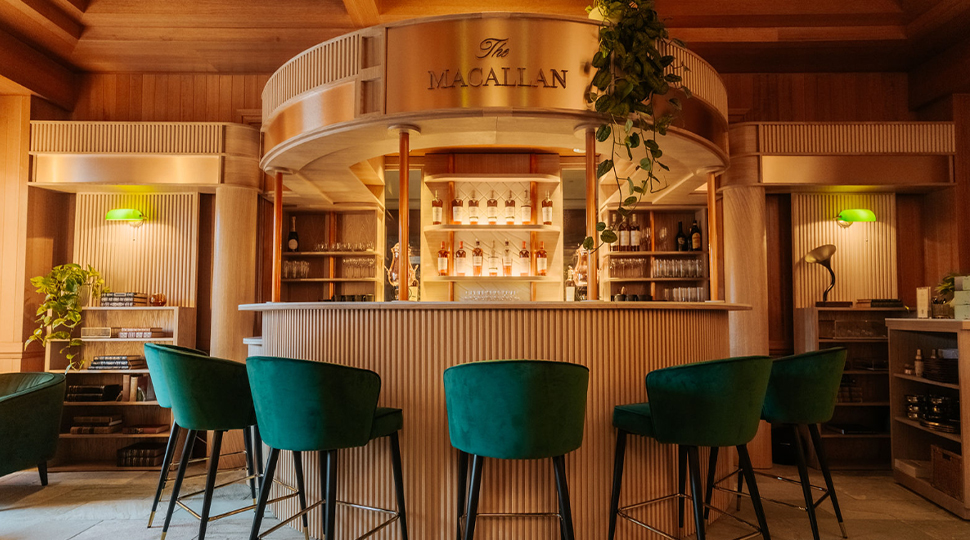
259;499;401;540
617;493;764;540
711;468;831;511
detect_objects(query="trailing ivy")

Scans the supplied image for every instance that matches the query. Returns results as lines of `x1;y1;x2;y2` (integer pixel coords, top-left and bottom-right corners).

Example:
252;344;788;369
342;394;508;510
583;0;691;251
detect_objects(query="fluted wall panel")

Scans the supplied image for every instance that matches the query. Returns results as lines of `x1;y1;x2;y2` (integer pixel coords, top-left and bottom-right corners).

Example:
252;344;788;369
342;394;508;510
659;41;728;122
254;304;737;540
74;193;199;307
759;122;954;155
791;193;897;309
30;121;226;154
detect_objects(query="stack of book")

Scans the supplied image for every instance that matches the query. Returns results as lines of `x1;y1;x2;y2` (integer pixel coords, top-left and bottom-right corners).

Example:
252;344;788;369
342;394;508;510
69;414;122;434
117;441;167;467
122;424;169;434
117;327;167;339
100;292;148;307
120;374;154;402
88;355;147;370
856;298;905;308
65;384;122;402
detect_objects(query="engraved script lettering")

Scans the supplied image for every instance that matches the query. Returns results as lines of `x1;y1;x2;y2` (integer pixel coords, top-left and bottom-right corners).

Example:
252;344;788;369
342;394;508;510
477;38;510;59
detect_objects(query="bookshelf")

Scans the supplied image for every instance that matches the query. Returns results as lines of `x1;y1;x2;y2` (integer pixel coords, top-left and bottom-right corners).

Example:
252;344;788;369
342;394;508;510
45;306;196;471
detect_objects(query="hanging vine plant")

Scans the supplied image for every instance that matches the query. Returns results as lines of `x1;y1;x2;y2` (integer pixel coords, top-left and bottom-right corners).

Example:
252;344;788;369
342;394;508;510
583;0;691;251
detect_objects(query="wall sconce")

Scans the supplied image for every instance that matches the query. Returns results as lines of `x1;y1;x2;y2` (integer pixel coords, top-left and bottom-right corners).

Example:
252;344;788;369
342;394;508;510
105;208;145;228
836;208;875;228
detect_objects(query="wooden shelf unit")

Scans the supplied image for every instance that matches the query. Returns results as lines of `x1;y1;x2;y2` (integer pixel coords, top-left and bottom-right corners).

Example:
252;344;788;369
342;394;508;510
281;209;385;303
887;318;970;519
796;306;910;470
46;306;195;472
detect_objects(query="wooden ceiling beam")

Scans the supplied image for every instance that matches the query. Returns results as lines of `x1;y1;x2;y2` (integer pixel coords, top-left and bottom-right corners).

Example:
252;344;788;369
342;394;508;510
909;34;970;110
1;0;82;42
341;0;381;28
906;0;970;57
0;27;76;110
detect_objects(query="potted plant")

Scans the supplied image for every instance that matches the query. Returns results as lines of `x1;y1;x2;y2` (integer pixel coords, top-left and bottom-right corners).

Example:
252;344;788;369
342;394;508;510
25;264;108;371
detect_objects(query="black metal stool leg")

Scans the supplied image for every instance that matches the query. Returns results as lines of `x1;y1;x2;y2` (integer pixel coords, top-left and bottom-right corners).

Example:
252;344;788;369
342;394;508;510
678;445;687;529
608;430;627;540
149;422;181;527
456;450;468;540
161;429;196;540
703;446;719;519
738;445;771;540
390;432;409;540
243;426;257;503
553;455;575;540
249;447;280;540
462;455;484;540
809;424;847;538
686;446;706;540
37;461;48;486
318;451;328;538
737;466;745;511
293;450;310;540
325;450;337;540
253;425;264;479
198;430;224;540
792;425;821;540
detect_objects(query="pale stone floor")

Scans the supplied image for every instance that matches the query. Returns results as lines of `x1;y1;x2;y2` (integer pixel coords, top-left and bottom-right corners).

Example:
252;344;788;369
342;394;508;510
1;464;969;540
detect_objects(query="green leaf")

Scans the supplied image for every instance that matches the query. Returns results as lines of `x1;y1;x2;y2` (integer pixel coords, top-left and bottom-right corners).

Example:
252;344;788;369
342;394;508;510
596;221;607;232
592;69;612;90
658;162;670;171
640;158;652;169
669;98;681;111
664;73;682;83
601;230;618;244
628;132;640;148
596;159;614;178
583;237;595;251
624;196;638;205
624;119;633;133
595;124;612;142
651;147;663;159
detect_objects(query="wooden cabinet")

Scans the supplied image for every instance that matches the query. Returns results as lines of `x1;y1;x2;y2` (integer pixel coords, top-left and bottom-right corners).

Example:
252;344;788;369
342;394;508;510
887;318;970;519
46;306;195;471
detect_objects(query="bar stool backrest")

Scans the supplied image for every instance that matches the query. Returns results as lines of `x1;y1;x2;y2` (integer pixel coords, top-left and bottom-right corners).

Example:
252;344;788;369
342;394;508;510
246;356;382;452
762;347;847;425
443;359;589;460
155;347;256;431
646;355;772;447
144;343;207;409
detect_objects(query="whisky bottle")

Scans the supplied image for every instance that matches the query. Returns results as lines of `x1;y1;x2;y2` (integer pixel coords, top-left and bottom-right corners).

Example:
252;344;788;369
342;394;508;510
518;241;531;276
488;241;499;276
455;240;468;276
472;240;484;276
630;214;641;252
486;191;499;225
541;192;553;225
431;190;443;225
609;213;618;251
536;241;548;276
503;240;513;276
437;241;450;276
452;192;464;224
504;190;516;225
520;190;532;224
287;216;300;252
690;219;702;252
618;216;631;252
565;269;576;301
468;190;480;225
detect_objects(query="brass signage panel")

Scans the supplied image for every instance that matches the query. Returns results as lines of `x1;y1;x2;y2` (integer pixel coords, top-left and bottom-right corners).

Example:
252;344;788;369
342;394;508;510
386;17;598;114
32;154;223;186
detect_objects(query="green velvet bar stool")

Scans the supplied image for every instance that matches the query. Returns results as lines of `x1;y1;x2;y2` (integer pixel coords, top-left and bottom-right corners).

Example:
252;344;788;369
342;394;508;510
443;360;589;540
246;356;408;540
608;355;773;540
153;346;261;540
705;348;848;540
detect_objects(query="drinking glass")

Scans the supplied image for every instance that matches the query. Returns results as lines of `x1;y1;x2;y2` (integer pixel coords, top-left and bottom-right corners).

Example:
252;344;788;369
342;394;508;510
658;227;668;251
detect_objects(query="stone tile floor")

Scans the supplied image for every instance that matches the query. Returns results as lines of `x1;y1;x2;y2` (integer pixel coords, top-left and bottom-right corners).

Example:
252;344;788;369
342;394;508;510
1;464;968;539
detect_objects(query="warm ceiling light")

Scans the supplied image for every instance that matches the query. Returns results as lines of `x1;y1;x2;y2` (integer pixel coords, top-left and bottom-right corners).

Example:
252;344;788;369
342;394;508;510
836;208;875;228
105;208;145;227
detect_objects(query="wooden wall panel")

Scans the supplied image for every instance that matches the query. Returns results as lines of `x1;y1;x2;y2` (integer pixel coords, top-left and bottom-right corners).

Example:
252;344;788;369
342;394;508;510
73;193;199;307
0;96;31;373
256;305;737;540
71;73;270;122
895;194;925;308
766;194;793;356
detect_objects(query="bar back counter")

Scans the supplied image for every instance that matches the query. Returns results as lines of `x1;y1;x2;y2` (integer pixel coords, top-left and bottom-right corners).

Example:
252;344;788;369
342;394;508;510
242;301;748;539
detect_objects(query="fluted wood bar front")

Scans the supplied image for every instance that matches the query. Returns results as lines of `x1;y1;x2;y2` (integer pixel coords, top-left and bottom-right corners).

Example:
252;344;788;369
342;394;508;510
241;301;749;540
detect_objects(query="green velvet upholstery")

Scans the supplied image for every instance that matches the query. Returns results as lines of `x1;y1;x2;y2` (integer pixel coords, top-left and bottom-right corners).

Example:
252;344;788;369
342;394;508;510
612;403;655;438
155;347;255;431
636;355;773;447
762;348;847;425
247;356;401;451
443;360;589;460
0;373;65;479
144;343;206;409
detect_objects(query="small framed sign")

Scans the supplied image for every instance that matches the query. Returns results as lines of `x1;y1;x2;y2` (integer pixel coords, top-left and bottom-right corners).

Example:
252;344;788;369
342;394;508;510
916;287;931;319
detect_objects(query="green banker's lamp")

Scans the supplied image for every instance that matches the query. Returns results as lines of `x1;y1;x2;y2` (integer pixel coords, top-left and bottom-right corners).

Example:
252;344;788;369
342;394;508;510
836;208;875;228
105;208;145;228
805;244;851;307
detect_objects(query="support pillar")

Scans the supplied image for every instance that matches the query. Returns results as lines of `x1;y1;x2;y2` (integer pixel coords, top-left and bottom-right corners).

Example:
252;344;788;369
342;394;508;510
210;186;259;362
585;128;598;301
399;130;410;301
271;172;283;303
0;96;30;373
954;95;970;271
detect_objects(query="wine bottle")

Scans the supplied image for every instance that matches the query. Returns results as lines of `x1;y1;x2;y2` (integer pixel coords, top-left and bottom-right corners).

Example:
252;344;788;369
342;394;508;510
630;214;641;252
455;241;467;276
486;191;499;225
536;241;548;276
287;216;299;252
618;216;631;252
503;240;513;276
472;240;484;276
690;219;702;252
437;241;450;276
488;241;499;276
565;269;576;301
452;192;464;224
431;190;443;225
518;241;531;276
609;213;618;251
468;190;480;225
505;190;516;225
675;221;688;252
541;192;553;225
520;190;532;224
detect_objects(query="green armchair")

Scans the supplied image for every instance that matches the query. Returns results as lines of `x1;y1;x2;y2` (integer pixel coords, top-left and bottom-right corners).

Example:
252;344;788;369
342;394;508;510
0;372;66;485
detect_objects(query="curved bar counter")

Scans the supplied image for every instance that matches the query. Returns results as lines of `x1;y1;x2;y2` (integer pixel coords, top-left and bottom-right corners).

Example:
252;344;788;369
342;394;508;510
242;301;748;539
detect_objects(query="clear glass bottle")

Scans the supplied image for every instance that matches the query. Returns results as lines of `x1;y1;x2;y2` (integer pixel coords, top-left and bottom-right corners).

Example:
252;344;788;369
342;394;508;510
520;189;532;224
451;191;464;224
541;192;553;225
488;241;499;276
468;190;480;225
486;191;499;225
503;240;513;276
536;241;548;276
472;240;484;276
914;348;924;378
565;269;576;301
436;241;450;276
518;241;531;276
454;240;467;276
505;190;516;225
431;190;443;225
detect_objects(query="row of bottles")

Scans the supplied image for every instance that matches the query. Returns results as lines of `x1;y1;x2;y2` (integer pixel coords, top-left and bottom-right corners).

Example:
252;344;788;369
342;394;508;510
437;240;548;277
608;213;644;252
675;220;703;252
607;213;704;252
432;190;554;226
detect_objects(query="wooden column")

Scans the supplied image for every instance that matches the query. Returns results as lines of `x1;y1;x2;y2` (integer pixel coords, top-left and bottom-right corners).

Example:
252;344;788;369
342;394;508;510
585;128;598;300
954;95;970;272
210;186;258;362
722;185;772;467
0;96;30;373
271;172;283;303
707;173;720;300
399;130;410;301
